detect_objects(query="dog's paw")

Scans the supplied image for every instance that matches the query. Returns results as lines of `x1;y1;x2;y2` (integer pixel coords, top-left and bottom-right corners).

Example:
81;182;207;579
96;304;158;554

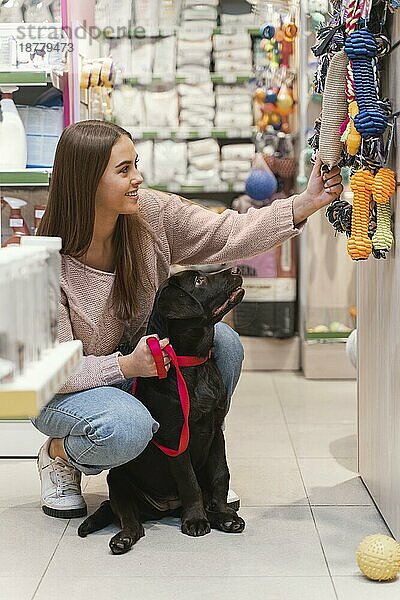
109;525;145;555
181;516;211;537
77;516;95;538
208;509;245;533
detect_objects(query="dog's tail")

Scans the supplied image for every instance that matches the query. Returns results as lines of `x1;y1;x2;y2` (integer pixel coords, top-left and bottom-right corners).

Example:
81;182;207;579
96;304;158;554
77;500;114;537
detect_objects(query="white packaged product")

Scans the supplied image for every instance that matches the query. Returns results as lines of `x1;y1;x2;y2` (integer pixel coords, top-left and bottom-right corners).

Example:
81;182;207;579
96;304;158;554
214;113;253;128
153;141;187;184
213;34;251;52
133;0;159;33
214;59;253;73
213;48;252;62
134;140;154;184
182;6;217;21
220;158;252;171
108;39;134;79
132;39;155;77
189;154;218;170
178;81;213;96
188;138;219;158
144;89;179;128
158;0;182;31
112;86;145;127
221;143;255;161
153;36;177;77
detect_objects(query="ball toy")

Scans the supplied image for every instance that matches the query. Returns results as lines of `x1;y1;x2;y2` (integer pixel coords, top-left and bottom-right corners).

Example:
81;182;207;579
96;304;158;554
261;102;277;114
357;534;400;581
266;90;277;103
245;169;278;202
260;24;275;39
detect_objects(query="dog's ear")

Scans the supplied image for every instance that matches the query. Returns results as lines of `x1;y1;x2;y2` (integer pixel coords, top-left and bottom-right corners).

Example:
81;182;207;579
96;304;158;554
157;284;206;331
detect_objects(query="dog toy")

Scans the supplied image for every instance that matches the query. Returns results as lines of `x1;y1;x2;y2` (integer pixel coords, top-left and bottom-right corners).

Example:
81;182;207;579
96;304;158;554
319;49;349;168
347;168;374;260
370;167;396;254
372;202;393;254
245;165;278;201
344;28;388;139
346;100;361;155
372;167;396;204
357;534;400;581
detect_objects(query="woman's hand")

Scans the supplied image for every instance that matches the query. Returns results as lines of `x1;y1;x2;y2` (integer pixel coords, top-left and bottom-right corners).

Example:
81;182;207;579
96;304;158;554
292;154;344;225
118;334;171;379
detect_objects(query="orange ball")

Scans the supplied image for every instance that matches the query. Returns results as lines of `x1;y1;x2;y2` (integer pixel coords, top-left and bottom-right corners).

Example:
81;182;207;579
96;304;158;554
261;102;276;113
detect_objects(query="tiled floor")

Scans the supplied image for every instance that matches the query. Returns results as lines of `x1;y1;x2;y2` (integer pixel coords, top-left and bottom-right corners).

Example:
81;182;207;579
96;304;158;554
0;371;398;600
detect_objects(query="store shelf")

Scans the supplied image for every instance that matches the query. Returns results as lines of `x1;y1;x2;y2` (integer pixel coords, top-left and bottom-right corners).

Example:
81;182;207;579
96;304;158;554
146;182;245;193
0;70;48;87
122;73;252;85
305;331;352;340
0;340;83;419
105;27;260;39
125;126;256;140
0;169;51;187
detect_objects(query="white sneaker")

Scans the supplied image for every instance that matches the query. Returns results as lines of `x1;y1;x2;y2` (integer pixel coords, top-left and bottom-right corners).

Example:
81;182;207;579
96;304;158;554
227;488;240;511
37;438;87;519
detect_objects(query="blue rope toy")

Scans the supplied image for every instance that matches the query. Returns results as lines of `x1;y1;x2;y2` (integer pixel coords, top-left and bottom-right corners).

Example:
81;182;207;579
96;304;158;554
344;27;388;139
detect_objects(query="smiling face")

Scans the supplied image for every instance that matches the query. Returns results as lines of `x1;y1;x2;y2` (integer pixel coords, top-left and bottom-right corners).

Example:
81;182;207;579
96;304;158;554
95;135;144;216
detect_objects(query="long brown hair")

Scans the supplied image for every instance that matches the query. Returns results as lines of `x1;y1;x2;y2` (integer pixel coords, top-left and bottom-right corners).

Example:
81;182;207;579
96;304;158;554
38;119;156;323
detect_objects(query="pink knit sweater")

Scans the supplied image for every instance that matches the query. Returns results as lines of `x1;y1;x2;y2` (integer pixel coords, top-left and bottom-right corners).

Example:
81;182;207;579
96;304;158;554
59;187;304;394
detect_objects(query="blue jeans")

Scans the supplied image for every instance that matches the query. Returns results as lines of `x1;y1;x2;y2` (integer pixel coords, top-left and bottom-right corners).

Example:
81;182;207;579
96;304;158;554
31;322;244;475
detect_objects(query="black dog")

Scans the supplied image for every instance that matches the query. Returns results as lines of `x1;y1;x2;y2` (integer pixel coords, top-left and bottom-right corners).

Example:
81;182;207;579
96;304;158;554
78;267;246;554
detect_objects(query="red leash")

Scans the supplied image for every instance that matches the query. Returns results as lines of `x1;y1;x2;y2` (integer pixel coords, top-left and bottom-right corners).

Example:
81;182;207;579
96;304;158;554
131;336;211;457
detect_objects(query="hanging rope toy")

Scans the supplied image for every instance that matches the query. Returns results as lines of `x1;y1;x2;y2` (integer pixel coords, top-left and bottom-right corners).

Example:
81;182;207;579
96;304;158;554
372;167;396;204
347;168;374;260
370;167;396;257
319;49;349;168
344;28;388;139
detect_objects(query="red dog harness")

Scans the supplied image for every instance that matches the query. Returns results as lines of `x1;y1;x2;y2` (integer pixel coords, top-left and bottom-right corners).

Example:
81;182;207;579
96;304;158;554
131;336;211;457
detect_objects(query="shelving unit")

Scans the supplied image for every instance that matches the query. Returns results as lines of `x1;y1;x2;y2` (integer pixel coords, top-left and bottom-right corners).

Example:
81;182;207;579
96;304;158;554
0;169;50;187
0;340;83;420
124;126;256;140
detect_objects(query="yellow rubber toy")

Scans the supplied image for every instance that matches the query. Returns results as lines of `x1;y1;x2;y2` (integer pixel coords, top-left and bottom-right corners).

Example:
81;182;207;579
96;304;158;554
347;100;361;156
347;169;374;260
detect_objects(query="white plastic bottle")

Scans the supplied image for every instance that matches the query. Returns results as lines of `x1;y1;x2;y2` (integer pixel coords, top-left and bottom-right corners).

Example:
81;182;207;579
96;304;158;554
0;86;27;170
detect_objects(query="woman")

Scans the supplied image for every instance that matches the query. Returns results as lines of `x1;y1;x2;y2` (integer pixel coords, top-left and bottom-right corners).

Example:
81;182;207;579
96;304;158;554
32;120;342;519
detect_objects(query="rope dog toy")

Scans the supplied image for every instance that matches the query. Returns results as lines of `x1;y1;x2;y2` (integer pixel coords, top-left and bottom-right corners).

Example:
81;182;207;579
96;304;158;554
372;167;396;204
372;202;393;255
347;168;374;260
319;49;349;168
344;28;388;139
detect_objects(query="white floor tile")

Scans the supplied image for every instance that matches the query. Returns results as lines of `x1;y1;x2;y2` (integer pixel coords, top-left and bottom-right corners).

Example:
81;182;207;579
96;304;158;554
334;575;400;599
229;458;308;506
0;507;67;578
0;577;40;600
275;378;357;423
35;576;336;600
288;423;357;458
299;458;373;506
225;423;295;458
312;506;392;576
45;507;329;578
234;372;278;406
273;372;356;405
0;460;40;508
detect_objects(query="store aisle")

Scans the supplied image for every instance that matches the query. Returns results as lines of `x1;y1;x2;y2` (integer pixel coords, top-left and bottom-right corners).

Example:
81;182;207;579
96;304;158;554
0;372;397;600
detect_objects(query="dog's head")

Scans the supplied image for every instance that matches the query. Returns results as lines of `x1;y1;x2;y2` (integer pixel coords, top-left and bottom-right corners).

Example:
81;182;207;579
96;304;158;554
150;267;244;342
